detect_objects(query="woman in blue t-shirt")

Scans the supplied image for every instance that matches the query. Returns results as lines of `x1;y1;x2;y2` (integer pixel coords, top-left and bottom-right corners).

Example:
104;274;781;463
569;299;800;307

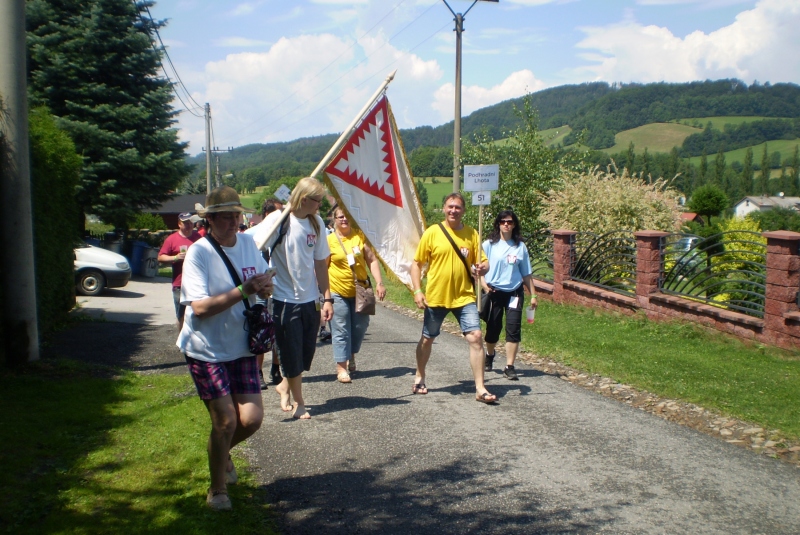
480;210;537;380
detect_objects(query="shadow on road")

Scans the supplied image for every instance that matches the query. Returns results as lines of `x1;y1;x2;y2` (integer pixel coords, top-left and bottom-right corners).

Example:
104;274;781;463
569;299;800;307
43;321;186;375
263;457;611;534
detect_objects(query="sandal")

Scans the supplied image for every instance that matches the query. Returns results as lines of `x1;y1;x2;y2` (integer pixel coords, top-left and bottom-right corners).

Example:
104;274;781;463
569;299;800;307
411;382;428;395
475;392;497;404
207;488;232;511
348;357;356;373
337;371;352;383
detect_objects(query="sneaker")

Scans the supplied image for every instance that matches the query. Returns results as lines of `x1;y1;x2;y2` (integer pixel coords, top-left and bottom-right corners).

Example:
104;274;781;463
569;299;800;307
258;370;268;390
504;365;518;381
318;329;332;342
270;364;282;385
348;356;356;373
207;489;232;511
484;353;495;372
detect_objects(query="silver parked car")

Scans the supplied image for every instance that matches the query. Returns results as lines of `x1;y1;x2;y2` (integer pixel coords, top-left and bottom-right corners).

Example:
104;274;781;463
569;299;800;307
74;243;132;296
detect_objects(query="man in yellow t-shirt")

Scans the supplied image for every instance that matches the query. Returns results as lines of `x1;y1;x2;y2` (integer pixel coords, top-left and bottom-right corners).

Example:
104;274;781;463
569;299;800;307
410;192;496;404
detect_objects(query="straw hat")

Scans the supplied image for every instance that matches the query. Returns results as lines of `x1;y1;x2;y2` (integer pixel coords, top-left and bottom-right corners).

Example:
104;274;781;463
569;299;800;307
195;186;254;217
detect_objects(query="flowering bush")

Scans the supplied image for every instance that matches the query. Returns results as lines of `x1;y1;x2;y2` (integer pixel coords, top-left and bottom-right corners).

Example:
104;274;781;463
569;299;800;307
540;164;683;234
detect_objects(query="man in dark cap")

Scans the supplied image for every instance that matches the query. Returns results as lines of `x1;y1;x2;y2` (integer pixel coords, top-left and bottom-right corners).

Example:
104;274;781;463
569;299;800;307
158;212;201;328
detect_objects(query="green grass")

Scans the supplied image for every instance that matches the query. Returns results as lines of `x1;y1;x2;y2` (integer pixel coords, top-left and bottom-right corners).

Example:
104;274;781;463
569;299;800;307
687;139;800;167
0;361;277;534
420;177;454;208
381;277;800;439
604;122;701;154
675;116;790;130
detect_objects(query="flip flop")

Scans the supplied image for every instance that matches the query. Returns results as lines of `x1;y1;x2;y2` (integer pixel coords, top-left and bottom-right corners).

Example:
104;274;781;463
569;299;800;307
475;392;497;404
412;382;428;395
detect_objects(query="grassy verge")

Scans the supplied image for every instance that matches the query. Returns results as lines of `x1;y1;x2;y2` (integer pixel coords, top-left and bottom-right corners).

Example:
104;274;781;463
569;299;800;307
0;360;277;534
381;276;800;439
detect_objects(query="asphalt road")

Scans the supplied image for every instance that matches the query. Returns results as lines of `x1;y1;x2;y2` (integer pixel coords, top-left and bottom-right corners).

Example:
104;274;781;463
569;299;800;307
60;277;800;534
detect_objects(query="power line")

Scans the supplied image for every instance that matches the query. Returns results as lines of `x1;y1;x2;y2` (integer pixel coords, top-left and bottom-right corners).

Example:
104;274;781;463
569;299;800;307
133;0;203;118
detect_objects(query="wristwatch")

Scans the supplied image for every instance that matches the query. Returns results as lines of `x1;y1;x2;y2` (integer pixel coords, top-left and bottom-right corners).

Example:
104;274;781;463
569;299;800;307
323;298;335;303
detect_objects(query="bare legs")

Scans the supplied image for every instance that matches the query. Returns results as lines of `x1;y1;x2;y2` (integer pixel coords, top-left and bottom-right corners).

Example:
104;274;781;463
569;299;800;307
205;393;263;493
415;331;494;400
275;375;309;419
485;341;518;367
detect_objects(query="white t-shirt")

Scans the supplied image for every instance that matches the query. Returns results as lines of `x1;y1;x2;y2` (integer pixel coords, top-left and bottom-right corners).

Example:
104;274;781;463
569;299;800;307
176;233;268;362
271;213;331;304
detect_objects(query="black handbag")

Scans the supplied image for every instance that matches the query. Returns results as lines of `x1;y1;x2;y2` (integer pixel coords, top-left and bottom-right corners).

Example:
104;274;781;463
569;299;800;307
206;234;275;354
479;292;492;322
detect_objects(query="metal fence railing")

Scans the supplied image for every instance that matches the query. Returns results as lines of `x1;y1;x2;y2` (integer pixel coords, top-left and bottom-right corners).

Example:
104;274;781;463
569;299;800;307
527;230;554;283
571;231;637;297
660;231;766;318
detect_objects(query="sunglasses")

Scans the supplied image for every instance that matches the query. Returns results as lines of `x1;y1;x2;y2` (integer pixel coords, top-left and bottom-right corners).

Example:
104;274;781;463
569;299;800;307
499;220;514;225
335;216;347;220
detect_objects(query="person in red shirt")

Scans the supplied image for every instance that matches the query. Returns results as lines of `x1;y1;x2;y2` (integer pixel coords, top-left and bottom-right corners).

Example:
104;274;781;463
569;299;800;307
158;212;201;327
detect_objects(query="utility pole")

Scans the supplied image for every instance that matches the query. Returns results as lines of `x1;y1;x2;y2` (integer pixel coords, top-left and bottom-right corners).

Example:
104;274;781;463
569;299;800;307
442;0;498;193
204;103;211;195
209;147;232;189
0;0;40;364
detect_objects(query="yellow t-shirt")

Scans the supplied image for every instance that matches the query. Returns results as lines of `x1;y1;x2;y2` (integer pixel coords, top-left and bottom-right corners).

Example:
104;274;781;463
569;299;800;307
327;231;369;298
414;223;486;308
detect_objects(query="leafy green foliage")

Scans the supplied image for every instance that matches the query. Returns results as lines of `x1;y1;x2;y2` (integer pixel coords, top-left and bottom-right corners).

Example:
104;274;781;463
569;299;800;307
128;212;167;231
26;0;191;229
29;108;82;340
461;95;563;241
689;184;729;224
541;165;683;234
747;207;800;232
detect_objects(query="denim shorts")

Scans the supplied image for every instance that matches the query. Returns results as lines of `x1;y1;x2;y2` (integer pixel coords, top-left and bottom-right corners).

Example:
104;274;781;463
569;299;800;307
185;355;260;400
422;302;481;338
330;293;370;362
172;287;186;320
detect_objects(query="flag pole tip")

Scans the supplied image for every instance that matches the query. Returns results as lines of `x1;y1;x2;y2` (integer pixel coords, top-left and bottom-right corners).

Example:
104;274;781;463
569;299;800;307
387;70;397;81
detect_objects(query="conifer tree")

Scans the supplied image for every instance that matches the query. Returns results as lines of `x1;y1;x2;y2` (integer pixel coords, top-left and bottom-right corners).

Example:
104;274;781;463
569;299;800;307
713;148;725;186
790;145;800;196
741;147;754;196
625;142;635;175
26;0;190;229
759;144;770;195
698;151;708;188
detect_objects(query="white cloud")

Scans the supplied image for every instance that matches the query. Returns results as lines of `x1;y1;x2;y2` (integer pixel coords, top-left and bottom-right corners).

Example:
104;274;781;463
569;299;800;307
230;2;263;17
431;69;547;122
213;37;271;47
178;32;445;151
573;0;800;84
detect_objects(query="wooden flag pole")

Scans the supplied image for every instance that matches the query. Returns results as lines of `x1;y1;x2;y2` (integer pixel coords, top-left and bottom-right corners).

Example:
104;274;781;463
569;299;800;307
254;70;397;251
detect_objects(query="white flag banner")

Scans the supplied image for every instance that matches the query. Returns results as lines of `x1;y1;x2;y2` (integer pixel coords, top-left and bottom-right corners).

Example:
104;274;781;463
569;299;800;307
323;95;425;288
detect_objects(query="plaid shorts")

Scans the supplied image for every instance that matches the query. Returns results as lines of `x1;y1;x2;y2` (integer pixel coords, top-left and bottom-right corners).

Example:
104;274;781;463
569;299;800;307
185;355;261;400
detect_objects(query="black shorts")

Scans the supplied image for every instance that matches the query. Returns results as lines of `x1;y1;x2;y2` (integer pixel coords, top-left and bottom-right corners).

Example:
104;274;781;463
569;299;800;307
273;300;321;379
484;286;524;344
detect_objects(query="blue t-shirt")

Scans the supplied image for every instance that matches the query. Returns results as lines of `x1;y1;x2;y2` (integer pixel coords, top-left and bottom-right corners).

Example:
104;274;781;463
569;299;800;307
482;239;532;292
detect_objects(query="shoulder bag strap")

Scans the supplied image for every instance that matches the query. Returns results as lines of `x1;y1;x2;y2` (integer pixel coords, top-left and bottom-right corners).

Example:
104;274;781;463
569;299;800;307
205;234;250;310
438;223;475;289
334;231;367;287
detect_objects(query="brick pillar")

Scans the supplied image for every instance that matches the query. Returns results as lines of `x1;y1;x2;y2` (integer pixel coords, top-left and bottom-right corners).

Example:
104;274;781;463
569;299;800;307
551;230;577;304
763;230;800;346
635;231;669;309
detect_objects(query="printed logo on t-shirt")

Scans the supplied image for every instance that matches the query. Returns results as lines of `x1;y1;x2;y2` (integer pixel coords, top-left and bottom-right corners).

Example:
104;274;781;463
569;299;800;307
459;247;469;259
507;254;517;264
241;267;257;280
307;234;317;247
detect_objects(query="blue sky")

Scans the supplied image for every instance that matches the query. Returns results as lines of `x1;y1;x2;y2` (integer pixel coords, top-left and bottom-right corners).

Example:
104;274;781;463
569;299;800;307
152;0;799;155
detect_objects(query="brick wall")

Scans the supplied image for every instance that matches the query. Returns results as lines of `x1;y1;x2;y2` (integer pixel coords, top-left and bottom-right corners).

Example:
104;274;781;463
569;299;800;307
536;229;800;350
